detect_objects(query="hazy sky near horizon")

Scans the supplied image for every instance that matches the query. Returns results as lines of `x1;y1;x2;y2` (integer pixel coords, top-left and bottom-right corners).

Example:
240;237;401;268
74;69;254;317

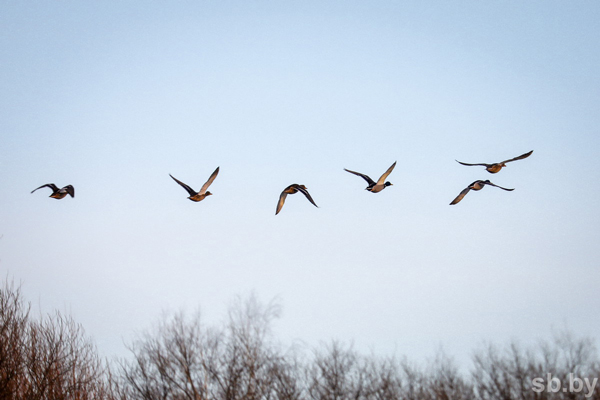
1;1;599;366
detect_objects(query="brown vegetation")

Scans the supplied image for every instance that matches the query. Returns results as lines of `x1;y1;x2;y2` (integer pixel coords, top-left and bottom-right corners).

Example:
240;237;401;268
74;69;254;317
2;280;599;399
0;280;112;399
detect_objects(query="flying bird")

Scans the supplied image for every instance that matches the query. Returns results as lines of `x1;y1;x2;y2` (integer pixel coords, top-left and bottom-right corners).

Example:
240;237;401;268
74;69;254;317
276;184;318;215
455;150;533;173
449;180;514;205
170;167;219;202
31;184;74;199
344;161;397;193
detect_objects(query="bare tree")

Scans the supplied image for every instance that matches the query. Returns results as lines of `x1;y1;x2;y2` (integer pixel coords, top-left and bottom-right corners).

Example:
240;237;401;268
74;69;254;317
0;279;113;400
426;350;474;400
306;341;370;400
23;312;111;400
216;294;283;400
116;311;213;400
115;294;296;400
6;276;599;400
472;332;600;400
361;356;403;400
0;279;29;399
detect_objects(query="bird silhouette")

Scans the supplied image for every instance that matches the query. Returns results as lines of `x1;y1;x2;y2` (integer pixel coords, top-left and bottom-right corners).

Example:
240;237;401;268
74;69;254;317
170;167;219;202
450;180;514;205
456;150;533;173
344;161;396;193
31;184;74;199
275;184;318;215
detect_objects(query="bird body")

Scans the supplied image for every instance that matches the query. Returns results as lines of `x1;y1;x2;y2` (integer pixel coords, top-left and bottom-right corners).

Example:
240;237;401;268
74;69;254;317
189;192;211;202
470;181;487;191
450;180;514;205
276;184;318;215
456;150;533;173
31;184;74;199
170;167;219;202
344;161;396;193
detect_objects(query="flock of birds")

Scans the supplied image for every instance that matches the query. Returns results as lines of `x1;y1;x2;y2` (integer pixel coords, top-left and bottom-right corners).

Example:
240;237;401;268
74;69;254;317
31;150;533;213
450;149;533;205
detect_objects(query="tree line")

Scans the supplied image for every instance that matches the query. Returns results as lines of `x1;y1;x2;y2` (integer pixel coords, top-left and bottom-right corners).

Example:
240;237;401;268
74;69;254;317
1;279;599;399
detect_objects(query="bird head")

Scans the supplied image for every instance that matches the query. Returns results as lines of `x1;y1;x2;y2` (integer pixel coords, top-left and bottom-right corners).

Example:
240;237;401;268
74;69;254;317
385;182;393;187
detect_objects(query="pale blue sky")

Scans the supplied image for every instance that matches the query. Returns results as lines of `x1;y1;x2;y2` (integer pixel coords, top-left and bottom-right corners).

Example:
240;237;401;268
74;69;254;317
1;1;599;366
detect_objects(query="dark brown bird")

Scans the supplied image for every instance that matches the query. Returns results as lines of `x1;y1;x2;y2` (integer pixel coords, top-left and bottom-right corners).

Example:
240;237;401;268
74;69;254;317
31;184;74;199
456;150;533;173
170;167;219;202
450;180;514;205
276;184;318;215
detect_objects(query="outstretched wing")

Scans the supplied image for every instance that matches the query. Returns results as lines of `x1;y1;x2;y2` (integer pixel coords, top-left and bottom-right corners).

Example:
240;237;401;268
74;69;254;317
377;161;397;185
275;191;288;215
169;174;197;196
485;181;514;191
31;183;59;194
64;185;75;198
199;167;220;195
455;160;490;167
344;168;375;186
450;187;471;205
296;186;318;208
501;150;533;164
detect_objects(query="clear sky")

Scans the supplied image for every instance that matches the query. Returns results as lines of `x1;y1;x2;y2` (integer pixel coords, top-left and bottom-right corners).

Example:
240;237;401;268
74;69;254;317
1;1;599;367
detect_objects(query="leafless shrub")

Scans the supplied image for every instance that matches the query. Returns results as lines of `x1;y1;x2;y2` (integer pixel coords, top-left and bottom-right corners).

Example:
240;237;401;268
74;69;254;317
115;294;296;400
115;311;213;400
0;279;113;400
217;294;283;400
22;312;111;399
472;332;600;400
359;356;403;400
115;291;600;400
306;341;369;400
426;350;474;400
5;276;599;400
0;279;29;398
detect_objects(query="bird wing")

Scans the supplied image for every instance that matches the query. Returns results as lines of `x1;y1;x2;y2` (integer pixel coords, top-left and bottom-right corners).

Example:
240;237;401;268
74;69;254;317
501;150;533;164
31;183;59;194
296;186;318;208
169;174;197;196
455;160;490;167
450;187;471;205
377;161;397;185
275;191;288;215
64;185;75;198
485;181;515;191
199;167;220;194
344;168;375;185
